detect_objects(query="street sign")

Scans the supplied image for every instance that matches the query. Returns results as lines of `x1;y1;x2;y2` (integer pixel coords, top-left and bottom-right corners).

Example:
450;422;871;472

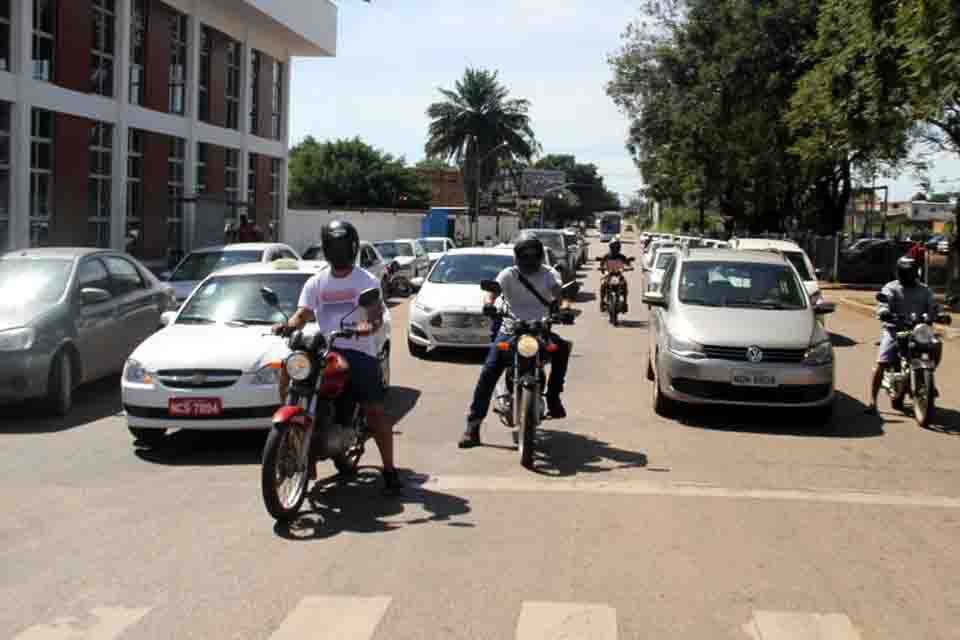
521;169;566;198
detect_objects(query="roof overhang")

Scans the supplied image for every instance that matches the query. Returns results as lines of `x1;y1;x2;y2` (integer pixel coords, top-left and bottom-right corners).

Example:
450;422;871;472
242;0;338;57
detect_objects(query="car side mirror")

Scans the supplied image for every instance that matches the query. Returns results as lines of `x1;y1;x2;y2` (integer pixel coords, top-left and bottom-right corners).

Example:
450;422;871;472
875;292;889;304
160;311;177;327
480;279;502;295
815;268;823;278
260;286;280;308
814;301;836;316
410;277;424;292
643;291;667;308
358;287;382;308
80;287;111;305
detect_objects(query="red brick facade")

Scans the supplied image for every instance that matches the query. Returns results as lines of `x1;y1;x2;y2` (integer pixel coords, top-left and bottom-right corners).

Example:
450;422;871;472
55;0;93;93
50;113;92;246
141;132;173;260
418;169;466;207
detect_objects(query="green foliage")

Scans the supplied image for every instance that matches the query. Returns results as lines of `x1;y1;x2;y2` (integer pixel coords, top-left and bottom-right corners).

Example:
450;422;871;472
289;137;431;209
533;154;620;223
415;157;456;171
425;68;540;213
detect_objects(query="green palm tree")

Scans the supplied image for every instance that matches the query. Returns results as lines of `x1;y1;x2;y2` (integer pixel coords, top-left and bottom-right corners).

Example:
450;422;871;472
425;68;540;225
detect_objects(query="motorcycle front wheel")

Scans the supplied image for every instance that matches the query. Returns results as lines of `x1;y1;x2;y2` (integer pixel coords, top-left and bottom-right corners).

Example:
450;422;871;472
517;386;537;469
261;422;310;522
608;293;619;326
914;369;936;428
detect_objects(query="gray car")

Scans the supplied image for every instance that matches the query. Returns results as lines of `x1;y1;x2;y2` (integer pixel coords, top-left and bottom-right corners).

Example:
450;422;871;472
510;229;575;283
644;249;837;423
0;248;176;415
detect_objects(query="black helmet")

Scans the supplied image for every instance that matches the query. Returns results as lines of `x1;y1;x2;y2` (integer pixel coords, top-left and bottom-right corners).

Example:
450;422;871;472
514;233;544;275
897;256;917;287
321;220;359;270
609;239;622;254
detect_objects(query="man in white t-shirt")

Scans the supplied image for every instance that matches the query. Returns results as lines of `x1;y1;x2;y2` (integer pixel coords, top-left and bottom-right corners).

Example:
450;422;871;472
275;220;402;496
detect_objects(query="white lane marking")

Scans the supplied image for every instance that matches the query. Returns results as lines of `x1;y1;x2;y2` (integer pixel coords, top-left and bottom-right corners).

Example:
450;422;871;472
516;601;617;640
744;610;862;640
411;474;960;509
13;607;151;640
268;596;391;640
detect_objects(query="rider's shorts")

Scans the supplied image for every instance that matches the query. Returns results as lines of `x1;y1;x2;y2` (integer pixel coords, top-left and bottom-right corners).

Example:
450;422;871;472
340;349;386;404
877;331;899;364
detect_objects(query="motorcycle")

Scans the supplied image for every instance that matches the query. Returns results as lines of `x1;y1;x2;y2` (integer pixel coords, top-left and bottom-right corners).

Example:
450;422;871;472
383;260;423;297
876;291;952;427
596;256;635;326
258;285;381;522
482;279;579;469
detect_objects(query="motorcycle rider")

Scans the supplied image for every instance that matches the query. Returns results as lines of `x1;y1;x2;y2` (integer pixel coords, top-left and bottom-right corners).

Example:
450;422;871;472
274;220;403;495
598;239;631;313
459;234;572;448
866;256;939;415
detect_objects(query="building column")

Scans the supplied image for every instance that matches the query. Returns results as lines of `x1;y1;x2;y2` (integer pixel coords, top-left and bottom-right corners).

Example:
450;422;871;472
110;0;132;251
182;2;201;252
11;0;34;250
278;52;292;240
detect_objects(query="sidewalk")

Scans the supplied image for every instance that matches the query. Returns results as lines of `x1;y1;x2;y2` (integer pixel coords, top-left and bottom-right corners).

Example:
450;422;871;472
824;287;959;341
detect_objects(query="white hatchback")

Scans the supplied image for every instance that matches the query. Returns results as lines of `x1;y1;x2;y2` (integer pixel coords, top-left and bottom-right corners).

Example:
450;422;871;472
731;238;822;304
122;260;391;444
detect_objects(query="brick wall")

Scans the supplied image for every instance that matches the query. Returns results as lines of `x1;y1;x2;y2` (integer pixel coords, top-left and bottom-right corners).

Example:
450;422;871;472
141;131;171;259
144;0;173;113
50;114;91;246
55;0;93;93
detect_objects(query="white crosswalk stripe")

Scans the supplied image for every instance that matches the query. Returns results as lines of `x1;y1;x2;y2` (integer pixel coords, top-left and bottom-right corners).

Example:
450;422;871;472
744;610;863;640
267;595;392;640
515;601;618;640
12;606;151;640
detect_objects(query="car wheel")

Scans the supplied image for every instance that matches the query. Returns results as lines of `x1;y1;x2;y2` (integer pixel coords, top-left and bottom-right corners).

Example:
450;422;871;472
129;426;166;446
379;343;391;392
811;401;835;427
45;350;74;417
408;338;428;359
652;368;676;418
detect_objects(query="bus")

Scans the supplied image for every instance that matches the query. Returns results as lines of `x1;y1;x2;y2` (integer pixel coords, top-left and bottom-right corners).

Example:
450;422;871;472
599;212;622;242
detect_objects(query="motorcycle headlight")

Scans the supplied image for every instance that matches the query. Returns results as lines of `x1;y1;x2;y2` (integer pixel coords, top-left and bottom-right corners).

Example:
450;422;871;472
285;352;313;381
252;363;281;386
803;340;833;366
912;324;935;345
0;327;35;352
123;358;153;384
668;334;705;359
517;335;540;358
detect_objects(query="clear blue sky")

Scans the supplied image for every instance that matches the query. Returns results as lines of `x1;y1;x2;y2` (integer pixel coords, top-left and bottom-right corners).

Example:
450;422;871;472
288;0;959;204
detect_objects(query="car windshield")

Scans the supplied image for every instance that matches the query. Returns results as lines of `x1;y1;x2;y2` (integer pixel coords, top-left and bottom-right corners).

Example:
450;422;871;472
302;246;323;260
514;232;564;253
0;258;72;305
655;253;676;270
784;251;812;280
171;250;263;282
428;254;515;284
678;261;807;309
176;274;312;325
375;242;413;258
421;240;448;253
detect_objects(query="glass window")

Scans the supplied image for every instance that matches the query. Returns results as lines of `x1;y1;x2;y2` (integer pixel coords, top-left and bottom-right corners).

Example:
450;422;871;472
0;102;9;250
784;251;813;281
91;0;115;96
104;256;144;296
226;39;241;130
129;0;146;104
30;109;54;247
0;256;72;303
170;250;262;282
177;273;310;325
249;50;260;134
88;122;112;248
168;11;187;115
429;254;515;284
198;26;210;122
77;257;110;293
247;152;257;206
195;142;207;193
0;0;10;72
420;239;447;253
225;148;239;225
678;261;807;309
33;0;56;81
126;129;143;256
271;60;283;139
374;242;414;258
168;137;185;257
270;158;281;240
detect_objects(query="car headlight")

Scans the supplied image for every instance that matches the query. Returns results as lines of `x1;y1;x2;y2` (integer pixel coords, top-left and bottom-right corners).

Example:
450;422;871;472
912;324;935;345
668;334;705;359
413;298;434;314
517;335;540;358
285;352;313;381
0;327;35;352
123;358;153;384
803;340;833;366
252;363;281;386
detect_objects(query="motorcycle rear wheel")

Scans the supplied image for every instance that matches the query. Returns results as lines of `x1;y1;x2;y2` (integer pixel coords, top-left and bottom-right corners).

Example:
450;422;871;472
914;370;935;428
261;423;310;522
517;387;537;469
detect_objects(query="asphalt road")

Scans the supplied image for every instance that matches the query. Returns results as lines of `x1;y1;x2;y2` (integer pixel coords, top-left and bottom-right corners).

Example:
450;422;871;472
2;236;960;639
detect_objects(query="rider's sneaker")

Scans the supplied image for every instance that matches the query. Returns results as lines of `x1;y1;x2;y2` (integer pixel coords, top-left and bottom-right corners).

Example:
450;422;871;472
546;394;567;419
458;423;482;448
382;469;404;497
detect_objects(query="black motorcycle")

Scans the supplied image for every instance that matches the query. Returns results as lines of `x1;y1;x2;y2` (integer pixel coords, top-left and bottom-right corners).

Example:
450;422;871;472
259;286;381;522
482;279;578;469
876;291;952;427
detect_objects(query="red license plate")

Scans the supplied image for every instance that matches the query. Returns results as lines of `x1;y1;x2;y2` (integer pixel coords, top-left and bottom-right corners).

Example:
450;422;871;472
168;398;223;417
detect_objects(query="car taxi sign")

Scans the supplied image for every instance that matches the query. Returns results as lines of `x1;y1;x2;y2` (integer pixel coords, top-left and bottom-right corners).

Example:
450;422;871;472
272;258;300;270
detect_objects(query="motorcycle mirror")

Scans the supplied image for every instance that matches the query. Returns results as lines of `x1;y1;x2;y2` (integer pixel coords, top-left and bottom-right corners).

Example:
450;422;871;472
260;286;280;308
480;279;502;295
358;287;382;308
875;292;889;303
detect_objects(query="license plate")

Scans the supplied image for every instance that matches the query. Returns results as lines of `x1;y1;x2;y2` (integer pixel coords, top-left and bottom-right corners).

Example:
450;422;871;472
445;314;486;329
438;332;479;344
731;370;777;387
169;397;223;417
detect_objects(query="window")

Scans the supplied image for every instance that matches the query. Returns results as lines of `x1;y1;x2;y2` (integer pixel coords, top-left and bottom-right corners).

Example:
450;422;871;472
195;142;207;193
30;109;54;247
168;138;184;255
104;256;145;296
270;158;281;239
198;26;211;122
129;0;146;104
126;129;143;255
91;0;115;96
89;122;113;248
226;39;241;129
33;0;56;81
271;60;283;139
249;50;260;134
0;0;10;72
77;258;111;295
247;152;257;206
168;11;187;115
0;102;9;249
225;148;239;225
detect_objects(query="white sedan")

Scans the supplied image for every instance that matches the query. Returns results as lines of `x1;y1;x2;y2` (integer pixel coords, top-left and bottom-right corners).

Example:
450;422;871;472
407;248;515;357
122;260;391;444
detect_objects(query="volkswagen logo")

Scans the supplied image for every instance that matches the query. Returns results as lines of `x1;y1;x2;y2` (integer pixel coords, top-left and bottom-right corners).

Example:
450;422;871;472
746;346;764;364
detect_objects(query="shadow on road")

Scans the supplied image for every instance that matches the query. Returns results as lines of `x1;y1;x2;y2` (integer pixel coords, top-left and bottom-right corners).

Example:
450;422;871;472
675;392;886;438
829;332;859;348
531;429;649;477
574;291;597;303
617;319;648;329
418;349;488;365
916;405;960;435
0;375;122;434
273;468;472;541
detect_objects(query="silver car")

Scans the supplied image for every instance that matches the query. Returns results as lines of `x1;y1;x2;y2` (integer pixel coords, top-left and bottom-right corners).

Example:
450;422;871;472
0;248;175;415
510;229;575;283
644;249;836;422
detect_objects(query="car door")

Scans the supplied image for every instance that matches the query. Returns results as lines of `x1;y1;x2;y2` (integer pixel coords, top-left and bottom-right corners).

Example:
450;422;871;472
412;241;428;277
73;257;117;382
360;244;384;282
103;255;159;368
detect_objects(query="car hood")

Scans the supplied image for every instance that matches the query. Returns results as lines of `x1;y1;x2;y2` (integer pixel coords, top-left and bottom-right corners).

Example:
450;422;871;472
671;304;814;349
130;324;289;372
427;252;444;261
170;281;199;301
416;283;484;312
0;301;55;331
393;256;416;267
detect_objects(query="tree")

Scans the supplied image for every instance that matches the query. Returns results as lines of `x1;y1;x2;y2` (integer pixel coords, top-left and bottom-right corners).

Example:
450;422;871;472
415;157;455;171
425;68;540;219
533;154;620;224
289;137;431;209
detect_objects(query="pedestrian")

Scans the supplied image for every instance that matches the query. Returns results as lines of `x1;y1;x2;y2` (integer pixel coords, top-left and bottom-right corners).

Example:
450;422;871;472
235;214;264;243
